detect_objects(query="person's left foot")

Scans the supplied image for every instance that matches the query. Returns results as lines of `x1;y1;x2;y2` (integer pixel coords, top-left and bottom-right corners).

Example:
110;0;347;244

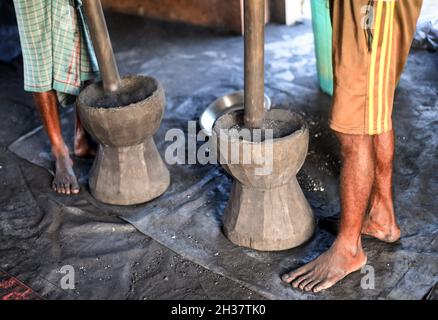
362;195;401;243
362;196;401;243
281;241;367;293
74;127;96;158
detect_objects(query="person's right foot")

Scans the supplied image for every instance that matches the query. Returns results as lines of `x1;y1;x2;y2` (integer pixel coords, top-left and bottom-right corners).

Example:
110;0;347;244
362;196;401;243
52;145;80;195
281;240;367;292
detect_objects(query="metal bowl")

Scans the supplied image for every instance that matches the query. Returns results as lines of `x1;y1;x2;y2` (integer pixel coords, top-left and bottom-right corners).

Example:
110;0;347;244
199;91;271;136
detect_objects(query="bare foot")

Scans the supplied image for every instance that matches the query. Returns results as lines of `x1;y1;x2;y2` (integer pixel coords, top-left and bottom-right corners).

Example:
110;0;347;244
281;241;367;293
74;127;96;158
52;145;80;195
362;197;401;243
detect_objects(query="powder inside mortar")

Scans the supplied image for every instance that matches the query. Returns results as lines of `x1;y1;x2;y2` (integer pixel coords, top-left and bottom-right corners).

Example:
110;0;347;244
93;86;153;108
228;118;298;142
83;77;157;109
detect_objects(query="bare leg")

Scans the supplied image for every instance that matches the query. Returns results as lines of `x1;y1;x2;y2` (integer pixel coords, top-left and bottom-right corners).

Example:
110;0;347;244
362;130;400;242
282;133;371;292
74;106;96;158
33;91;80;195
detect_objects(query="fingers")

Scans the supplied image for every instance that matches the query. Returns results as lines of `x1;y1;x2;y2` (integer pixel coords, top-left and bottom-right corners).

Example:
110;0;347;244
291;270;313;289
297;274;316;290
52;180;80;195
313;277;337;293
63;183;70;195
71;180;80;194
304;279;321;292
281;264;312;284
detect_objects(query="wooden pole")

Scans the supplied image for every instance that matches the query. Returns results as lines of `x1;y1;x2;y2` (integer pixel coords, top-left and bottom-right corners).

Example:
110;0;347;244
83;0;121;93
244;0;265;129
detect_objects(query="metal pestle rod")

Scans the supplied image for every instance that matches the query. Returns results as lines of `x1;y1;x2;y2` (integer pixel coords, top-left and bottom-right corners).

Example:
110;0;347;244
244;0;265;129
83;0;121;93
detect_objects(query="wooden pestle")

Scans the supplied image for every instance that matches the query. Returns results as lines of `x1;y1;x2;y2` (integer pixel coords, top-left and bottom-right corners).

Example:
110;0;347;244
82;0;121;93
244;0;265;129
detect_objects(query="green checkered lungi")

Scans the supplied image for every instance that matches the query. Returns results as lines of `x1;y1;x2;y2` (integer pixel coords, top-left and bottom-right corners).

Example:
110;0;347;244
13;0;99;104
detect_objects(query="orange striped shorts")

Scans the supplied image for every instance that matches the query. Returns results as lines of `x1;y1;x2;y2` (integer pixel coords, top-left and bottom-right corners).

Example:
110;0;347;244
329;0;423;135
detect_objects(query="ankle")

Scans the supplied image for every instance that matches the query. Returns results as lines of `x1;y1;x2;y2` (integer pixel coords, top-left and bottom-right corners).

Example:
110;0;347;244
75;127;87;141
370;196;394;215
333;238;364;257
371;190;393;205
52;143;69;158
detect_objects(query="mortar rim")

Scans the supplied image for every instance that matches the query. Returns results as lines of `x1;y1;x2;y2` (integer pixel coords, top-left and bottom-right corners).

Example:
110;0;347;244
212;109;308;145
76;75;164;113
